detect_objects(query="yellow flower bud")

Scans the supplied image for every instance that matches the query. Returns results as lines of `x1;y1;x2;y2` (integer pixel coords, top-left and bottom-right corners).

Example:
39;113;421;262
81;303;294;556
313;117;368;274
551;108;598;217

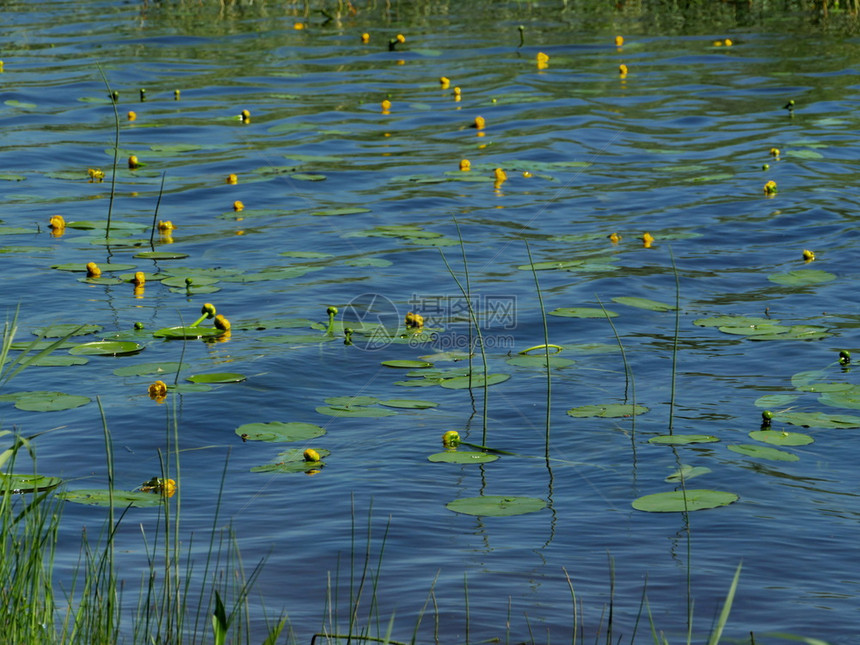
49;215;65;230
615;35;624;46
293;22;305;30
609;232;621;244
157;220;175;231
202;303;217;317
494;168;507;182
133;271;146;286
763;180;778;195
127;110;137;121
361;32;370;43
442;431;460;447
128;155;141;169
88;168;105;182
381;99;392;112
459;159;471;171
439;76;450;89
214;314;231;331
86;262;101;278
405;312;424;328
536;52;549;65
724;38;733;46
802;249;815;262
233;200;244;212
770;147;780;158
303;448;321;462
174;89;181;100
473;115;485;130
148;380;168;398
619;63;628;76
396;34;406;44
641;232;655;248
240;109;251;123
226;173;238;184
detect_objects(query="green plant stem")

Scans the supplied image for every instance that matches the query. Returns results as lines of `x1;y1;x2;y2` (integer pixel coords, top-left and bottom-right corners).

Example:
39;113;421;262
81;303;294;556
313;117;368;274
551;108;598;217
149;171;167;247
668;248;681;434
597;295;637;455
97;65;120;240
525;241;552;460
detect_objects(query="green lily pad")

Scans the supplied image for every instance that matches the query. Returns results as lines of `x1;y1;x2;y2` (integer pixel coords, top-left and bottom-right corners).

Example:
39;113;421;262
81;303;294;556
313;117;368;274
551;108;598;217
344;257;393;267
290;173;327;182
440;373;511;389
250;448;330;473
311;207;370;217
747;325;831;341
9;340;76;351
78;276;124;285
324;396;380;407
381;360;434;369
665;465;712;483
160;276;220;288
632;489;739;513
753;394;799;408
775;411;860;428
505;355;574;369
315;405;397;417
791;370;826;387
549;307;618;318
428;451;499;464
56;489;164;508
68;341;144;356
786;149;824;160
279;251;334;258
611;297;676;312
51;262;137;272
170;383;212;393
133;251;190;260
152;326;225;340
648;434;719;445
564;343;620;354
797;382;851;393
378;399;438;409
767;269;836;286
418;351;471;362
727;444;800;461
717;323;787;336
566;404;649;418
236;422;326;443
113;361;185;377
20;355;87;367
693;315;776;328
446;495;546;517
13;392;91;412
32;324;103;337
187;372;246;384
748;430;813;446
0;474;62;493
819;386;860;409
393;380;441;387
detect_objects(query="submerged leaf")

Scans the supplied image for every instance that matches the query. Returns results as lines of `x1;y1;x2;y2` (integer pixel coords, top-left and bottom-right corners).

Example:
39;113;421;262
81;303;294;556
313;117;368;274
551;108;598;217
567;404;648;418
236;422;325;442
446;495;546;517
727;444;800;461
632;489;738;513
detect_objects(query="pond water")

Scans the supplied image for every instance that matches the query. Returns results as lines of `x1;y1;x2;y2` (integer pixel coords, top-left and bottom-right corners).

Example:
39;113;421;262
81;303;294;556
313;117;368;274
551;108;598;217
3;1;860;642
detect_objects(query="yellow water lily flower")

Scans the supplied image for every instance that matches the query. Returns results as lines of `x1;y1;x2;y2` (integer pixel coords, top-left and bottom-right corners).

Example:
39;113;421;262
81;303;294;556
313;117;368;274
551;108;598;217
763;180;778;195
459;159;471;171
226;173;238;184
174;89;181;100
140;476;176;497
49;214;65;230
128;155;141;169
303;448;321;462
439;76;450;89
293;22;305;30
442;430;460;447
641;232;655;248
157;220;175;232
453;86;462;102
86;262;101;278
381;99;391;113
770;147;780;158
361;32;370;43
396;34;406;44
240;109;251;123
536;51;549;70
609;232;621;244
494;168;507;182
615;35;624;46
405;311;424;328
148;380;168;398
233;200;244;212
802;249;815;262
214;314;231;331
724;38;733;46
619;63;628;76
132;271;146;286
473;115;485;130
127;110;137;121
87;168;105;182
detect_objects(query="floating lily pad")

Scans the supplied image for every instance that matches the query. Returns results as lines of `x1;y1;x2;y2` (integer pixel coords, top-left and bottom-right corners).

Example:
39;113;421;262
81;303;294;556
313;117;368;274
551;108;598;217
775;411;860;428
152;326;225;340
236;421;326;443
251;448;331;473
32;324;103;338
290;173;327;181
428;451;499;464
440;373;511;389
648;434;719;445
767;269;836;287
716;323;787;336
446;495;546;517
187;373;246;384
113;361;184;377
0;474;62;493
665;465;712;483
57;489;164;508
819;386;860;409
564;343;620;354
381;360;434;369
51;262;137;272
279;251;334;258
549;307;618;318
797;382;851;393
748;430;813;446
505;355;574;368
25;355;89;367
611;297;676;312
566;404;649;418
747;325;831;341
786;149;824;160
344;257;393;267
9;340;76;351
160;276;220;288
693;315;775;328
68;341;144;356
311;207;370;217
170;383;212;393
753;394;799;408
727;444;800;461
632;490;738;513
393;380;441;387
134;251;189;260
315;405;397;417
13;392;91;412
791;370;826;388
324;396;380;407
418;351;471;362
378;399;438;409
78;276;124;285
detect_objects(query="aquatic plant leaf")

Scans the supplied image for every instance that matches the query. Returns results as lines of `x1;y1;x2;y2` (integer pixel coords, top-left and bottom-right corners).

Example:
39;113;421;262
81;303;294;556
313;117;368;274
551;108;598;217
664;465;711;483
428;451;499;464
26;355;89;367
418;351;471;362
290;173;326;181
187;373;246;384
134;251;190;260
611;297;676;311
0;474;62;493
324;396;380;407
549;307;618;318
57;489;163;507
14;393;91;412
68;341;144;356
693;315;775;328
152;326;225;340
160;276;220;288
818;386;860;409
797;382;851;393
9;340;76;351
169;285;221;294
505;355;574;368
382;360;434;368
344;257;393;267
51;262;137;272
791;370;826;387
316;405;397;417
566;404;649;418
767;269;836;286
632;490;738;513
393;380;440;387
786;149;824;160
379;399;438;409
775;411;860;428
748;430;813;446
236;422;325;443
440;374;511;389
648;434;719;445
78;276;124;285
113;361;185;377
446;495;546;517
747;325;831;341
171;383;212;393
564;343;620;354
251;448;330;473
753;394;799;408
64;221;146;232
311;208;370;217
717;323;787;336
279;251;334;258
32;324;102;337
727;444;799;461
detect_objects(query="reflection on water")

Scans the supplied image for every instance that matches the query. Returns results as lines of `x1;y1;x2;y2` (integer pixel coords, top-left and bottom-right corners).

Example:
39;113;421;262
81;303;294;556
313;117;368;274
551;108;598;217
3;1;860;642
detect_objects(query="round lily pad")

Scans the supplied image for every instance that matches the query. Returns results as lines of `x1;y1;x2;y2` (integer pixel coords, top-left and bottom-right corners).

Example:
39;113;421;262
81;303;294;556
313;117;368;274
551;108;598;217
113;361;184;377
68;341;144;356
440;374;511;389
152;326;225;340
446;495;546;517
324;396;380;407
818;386;860;409
775;411;860;428
611;297;675;312
381;360;434;369
747;325;831;341
32;324;102;338
26;355;89;367
0;473;62;493
160;276;220;288
549;307;618;318
748;430;813;446
428;451;499;464
566;404;649;418
315;405;397;417
664;465;712;483
236;421;326;443
767;269;836;286
632;490;739;513
51;262;137;272
753;394;799;408
251;448;331;473
727;444;800;461
57;489;164;508
187;373;246;384
379;399;438;409
693;315;775;328
14;392;91;412
133;251;189;260
648;434;719;445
